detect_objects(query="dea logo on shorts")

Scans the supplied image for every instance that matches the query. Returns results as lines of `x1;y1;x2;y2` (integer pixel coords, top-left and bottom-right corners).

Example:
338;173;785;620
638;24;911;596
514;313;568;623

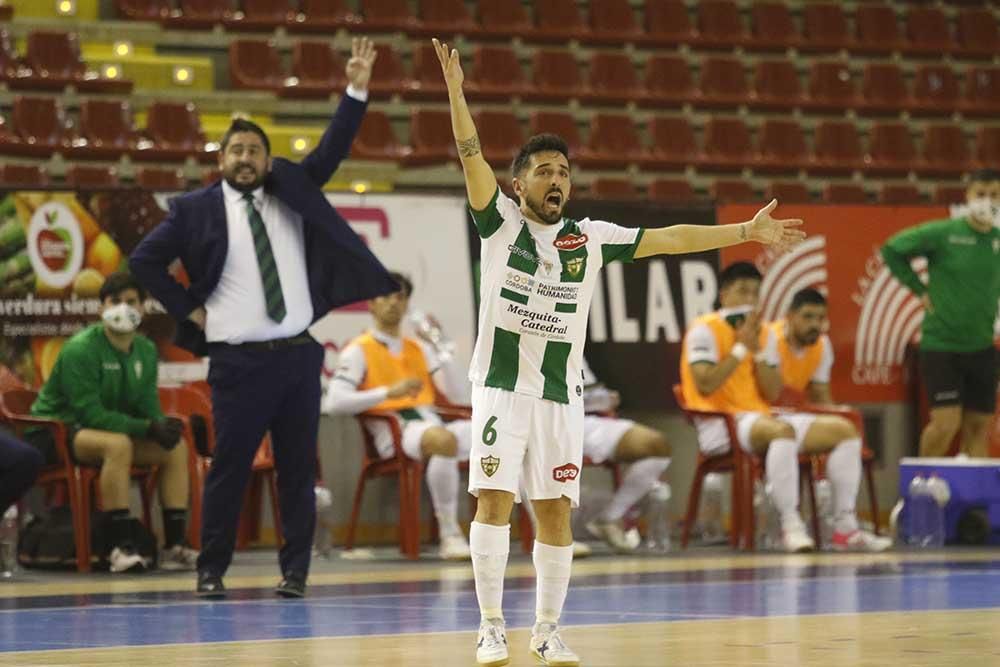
481;455;500;478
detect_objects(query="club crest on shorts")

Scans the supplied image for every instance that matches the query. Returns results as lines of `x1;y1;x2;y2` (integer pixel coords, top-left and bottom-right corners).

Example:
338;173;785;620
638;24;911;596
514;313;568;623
481;455;500;478
552;463;579;483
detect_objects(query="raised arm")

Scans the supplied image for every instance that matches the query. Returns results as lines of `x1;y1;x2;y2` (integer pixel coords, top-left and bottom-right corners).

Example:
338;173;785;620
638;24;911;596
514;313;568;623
634;200;804;258
432;38;497;210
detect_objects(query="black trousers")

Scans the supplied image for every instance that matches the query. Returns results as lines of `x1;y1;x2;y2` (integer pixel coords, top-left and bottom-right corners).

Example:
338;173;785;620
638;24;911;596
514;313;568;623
0;428;44;513
196;339;324;577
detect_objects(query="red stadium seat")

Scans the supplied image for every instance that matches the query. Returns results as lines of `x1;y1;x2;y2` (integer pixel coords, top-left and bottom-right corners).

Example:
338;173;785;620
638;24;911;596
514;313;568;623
642;55;699;108
529;111;592;167
864;122;917;175
229;40;285;92
964;66;1000;116
711;180;756;203
822;183;868;204
911;65;960;116
811;120;865;174
698;57;749;108
528;49;585;102
476;0;531;39
0;164;48;187
0;114;32;157
904;6;955;56
404;43;449;101
472;110;524;168
934;184;967;206
647;116;699;170
358;0;419;33
12;96;76;155
465;45;528;100
65;165;120;188
530;0;586;43
695;0;747;49
801;3;853;52
366;47;410;99
954;8;999;59
860;63;911;115
584;52;645;105
765;181;812;203
975;127;1000;170
166;0;232;29
918;124;972;176
756;119;809;172
135;167;186;190
878;184;923;205
415;0;481;37
587;113;648;169
20;31;132;94
747;2;800;52
750;60;805;110
0;29;25;83
640;0;697;47
701;118;754;171
587;177;638;200
405;109;456;166
280;41;347;99
227;0;294;31
116;0;171;20
78;99;140;160
649;178;695;204
351;111;411;162
805;62;860;113
587;0;643;45
854;4;905;55
135;101;215;163
288;0;361;33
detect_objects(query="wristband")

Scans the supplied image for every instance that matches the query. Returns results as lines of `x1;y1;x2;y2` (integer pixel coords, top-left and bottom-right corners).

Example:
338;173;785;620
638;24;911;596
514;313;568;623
731;343;748;360
754;351;770;364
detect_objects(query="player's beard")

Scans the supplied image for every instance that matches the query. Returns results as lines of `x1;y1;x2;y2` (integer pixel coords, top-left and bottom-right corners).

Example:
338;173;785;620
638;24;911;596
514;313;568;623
525;190;564;225
795;329;820;346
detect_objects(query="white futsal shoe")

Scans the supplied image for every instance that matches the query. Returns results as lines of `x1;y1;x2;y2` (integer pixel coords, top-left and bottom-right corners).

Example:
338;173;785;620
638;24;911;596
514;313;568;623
108;546;146;573
439;534;472;560
530;622;580;666
571;541;592;558
781;521;816;553
476;617;510;667
831;529;892;553
586;518;636;553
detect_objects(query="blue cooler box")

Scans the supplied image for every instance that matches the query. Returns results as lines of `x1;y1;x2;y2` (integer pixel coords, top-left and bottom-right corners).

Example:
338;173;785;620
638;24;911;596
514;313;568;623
898;457;1000;545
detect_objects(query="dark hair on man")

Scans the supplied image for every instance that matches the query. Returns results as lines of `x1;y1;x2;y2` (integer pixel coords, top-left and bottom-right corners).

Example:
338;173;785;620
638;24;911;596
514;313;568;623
388;271;413;298
969;168;1000;184
99;271;146;302
719;261;762;290
789;287;827;311
511;133;570;179
220;118;271;155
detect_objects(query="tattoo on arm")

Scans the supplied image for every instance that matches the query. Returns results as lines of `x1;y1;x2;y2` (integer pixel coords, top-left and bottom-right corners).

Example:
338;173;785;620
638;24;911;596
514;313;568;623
739;223;748;241
457;134;482;158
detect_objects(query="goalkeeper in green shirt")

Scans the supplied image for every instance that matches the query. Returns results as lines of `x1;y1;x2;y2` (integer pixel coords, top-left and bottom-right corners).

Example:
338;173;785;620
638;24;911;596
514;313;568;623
28;272;198;573
882;168;1000;458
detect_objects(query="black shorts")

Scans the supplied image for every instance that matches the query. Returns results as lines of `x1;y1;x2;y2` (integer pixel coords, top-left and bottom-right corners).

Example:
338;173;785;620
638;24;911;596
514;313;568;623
920;347;999;413
23;425;79;466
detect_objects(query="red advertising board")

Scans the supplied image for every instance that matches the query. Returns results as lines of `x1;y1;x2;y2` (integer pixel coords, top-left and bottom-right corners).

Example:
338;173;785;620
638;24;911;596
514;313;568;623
719;204;949;404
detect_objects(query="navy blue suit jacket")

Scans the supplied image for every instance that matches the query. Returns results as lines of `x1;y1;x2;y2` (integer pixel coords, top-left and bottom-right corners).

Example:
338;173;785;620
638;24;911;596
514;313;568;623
129;95;397;356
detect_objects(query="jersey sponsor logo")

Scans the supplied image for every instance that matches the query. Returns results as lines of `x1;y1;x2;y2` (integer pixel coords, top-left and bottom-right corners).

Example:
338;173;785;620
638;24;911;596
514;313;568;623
554;233;588;251
102;362;121;371
536;283;579;301
506;303;569;336
481;455;500;477
947;235;976;246
504;272;535;293
552;463;579;482
507;244;541;268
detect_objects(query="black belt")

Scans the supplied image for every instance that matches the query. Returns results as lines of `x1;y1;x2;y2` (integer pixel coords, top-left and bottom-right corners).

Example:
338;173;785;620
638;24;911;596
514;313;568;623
211;333;313;352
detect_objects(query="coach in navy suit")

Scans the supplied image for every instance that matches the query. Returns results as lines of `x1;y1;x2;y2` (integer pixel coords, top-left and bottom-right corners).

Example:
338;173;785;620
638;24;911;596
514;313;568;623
130;37;396;598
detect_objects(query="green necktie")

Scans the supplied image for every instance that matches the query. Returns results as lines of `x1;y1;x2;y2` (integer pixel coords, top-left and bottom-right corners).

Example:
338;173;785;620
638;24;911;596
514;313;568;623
243;192;287;323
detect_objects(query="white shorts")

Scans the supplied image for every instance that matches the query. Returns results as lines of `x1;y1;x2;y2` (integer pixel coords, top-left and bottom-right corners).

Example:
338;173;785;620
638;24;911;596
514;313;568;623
368;416;472;462
582;416;635;464
695;412;817;457
468;385;585;507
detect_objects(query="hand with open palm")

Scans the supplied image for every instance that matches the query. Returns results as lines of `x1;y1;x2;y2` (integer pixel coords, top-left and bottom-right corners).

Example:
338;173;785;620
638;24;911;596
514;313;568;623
345;36;378;91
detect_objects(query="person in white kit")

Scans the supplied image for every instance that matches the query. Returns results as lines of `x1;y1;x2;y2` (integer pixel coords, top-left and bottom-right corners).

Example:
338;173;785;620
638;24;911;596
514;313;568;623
322;272;474;560
430;39;806;667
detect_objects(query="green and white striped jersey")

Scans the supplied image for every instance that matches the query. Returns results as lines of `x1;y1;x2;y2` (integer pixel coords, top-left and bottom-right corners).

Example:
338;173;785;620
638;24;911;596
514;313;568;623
469;188;645;405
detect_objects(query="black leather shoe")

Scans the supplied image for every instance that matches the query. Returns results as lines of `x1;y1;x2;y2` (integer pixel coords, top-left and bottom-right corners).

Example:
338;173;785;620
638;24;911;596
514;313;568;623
275;572;306;598
196;571;226;599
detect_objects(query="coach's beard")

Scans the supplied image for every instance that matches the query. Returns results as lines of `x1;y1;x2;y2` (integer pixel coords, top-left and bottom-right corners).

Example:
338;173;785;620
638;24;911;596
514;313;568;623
224;164;266;193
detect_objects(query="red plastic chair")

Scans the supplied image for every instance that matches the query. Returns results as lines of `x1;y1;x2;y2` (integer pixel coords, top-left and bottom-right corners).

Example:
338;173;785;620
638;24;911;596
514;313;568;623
765;181;812;204
964;66;1000;117
860;63;911;115
229;39;285;93
639;0;697;47
642;55;699;108
281;41;347;100
904;6;954;57
165;0;233;29
473;110;524;168
811;120;865;175
586;113;648;170
351;111;411;162
415;0;481;38
649;178;695;204
11;95;76;155
465;45;529;101
918;124;971;177
954;8;999;59
747;1;800;52
647;116;699;171
529;0;586;43
476;0;531;39
65;165;120;188
358;0;419;33
587;0;643;45
404;109;456;166
864;122;917;176
933;184;967;206
135;167;186;190
586;178;638;200
822;183;869;204
227;0;295;31
528;49;585;103
135;101;216;164
0;164;48;187
79;99;140;160
700;118;754;172
854;4;904;55
710;180;756;203
404;43;449;101
750;60;805;111
19;31;132;94
584;52;645;105
911;65;960;117
878;184;923;206
801;3;853;52
805;62;860;113
756;119;809;173
695;0;747;50
698;56;749;109
288;0;361;33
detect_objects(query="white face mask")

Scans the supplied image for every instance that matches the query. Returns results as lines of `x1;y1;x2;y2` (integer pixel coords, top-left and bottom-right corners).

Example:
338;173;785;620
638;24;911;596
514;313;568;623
102;303;142;334
967;197;1000;228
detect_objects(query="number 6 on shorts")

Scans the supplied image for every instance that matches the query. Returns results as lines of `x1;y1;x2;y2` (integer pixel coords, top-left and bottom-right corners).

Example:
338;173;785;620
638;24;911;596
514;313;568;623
482;416;497;446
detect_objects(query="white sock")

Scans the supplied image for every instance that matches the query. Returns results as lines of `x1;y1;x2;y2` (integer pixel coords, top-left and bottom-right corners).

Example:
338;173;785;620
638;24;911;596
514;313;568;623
533;541;573;625
765;438;802;529
826;437;861;534
426;455;461;538
470;521;510;620
600;457;671;522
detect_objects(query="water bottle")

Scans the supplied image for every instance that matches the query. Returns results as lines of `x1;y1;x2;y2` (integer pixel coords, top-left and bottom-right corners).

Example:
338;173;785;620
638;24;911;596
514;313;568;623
313;485;335;558
814;479;834;549
698;473;725;544
923;475;949;548
643;482;671;552
0;505;18;578
905;476;929;547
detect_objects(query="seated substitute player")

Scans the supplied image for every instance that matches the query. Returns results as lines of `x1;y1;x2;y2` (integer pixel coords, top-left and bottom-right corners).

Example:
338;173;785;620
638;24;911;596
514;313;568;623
27;272;197;572
680;263;890;556
767;287;835;404
322;272;473;560
430;38;805;667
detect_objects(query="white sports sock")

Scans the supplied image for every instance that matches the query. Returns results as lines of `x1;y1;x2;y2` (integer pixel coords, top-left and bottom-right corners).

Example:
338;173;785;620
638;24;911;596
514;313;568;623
826;437;861;534
765;438;802;529
600;457;671;522
426;455;461;538
533;541;573;625
470;521;510;620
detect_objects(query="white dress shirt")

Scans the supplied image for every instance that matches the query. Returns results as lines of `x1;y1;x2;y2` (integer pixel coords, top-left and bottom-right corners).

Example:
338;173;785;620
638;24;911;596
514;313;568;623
205;181;314;343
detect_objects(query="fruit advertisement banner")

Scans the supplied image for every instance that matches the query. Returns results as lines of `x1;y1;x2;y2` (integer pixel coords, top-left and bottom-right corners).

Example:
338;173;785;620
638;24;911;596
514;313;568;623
719;204;951;403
